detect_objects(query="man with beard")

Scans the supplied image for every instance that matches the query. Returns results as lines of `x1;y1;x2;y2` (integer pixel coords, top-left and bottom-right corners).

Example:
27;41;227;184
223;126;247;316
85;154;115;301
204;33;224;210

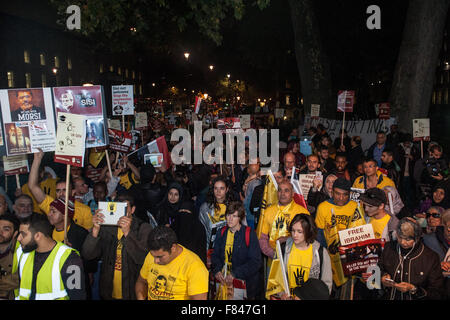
12;194;34;220
10;90;46;122
15;213;86;300
0;214;20;299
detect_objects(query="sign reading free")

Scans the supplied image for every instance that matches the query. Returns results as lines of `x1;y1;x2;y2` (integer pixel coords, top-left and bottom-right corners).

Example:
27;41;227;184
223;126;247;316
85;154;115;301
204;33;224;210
339;224;375;246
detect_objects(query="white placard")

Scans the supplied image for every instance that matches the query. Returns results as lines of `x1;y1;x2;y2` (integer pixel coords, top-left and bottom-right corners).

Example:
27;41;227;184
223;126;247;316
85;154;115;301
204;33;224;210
311;104;320;118
112;85;134;115
239;115;251;129
54;112;86;167
338;224;375;246
98;201;127;225
135;112;148;129
299;174;317;201
412;118;430;139
275;108;285;119
3;155;29;175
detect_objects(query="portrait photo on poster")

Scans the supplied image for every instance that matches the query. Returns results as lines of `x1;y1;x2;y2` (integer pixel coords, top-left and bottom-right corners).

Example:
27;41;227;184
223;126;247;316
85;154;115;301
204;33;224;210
8;88;46;122
5;122;31;155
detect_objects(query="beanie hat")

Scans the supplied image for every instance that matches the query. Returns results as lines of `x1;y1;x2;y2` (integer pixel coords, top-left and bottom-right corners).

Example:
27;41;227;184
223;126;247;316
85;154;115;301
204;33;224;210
332;177;351;192
293;279;330;300
50;198;75;220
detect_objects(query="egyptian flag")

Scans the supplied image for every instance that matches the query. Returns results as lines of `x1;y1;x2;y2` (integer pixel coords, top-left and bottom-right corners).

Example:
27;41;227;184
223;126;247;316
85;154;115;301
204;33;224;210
194;96;202;114
290;166;307;209
129;136;172;169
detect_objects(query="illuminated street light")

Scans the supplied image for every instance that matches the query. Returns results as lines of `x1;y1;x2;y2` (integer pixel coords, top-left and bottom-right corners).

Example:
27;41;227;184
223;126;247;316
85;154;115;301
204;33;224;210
184;52;190;59
203;93;208;99
227;74;231;78
152;83;156;87
209;65;214;71
52;68;58;74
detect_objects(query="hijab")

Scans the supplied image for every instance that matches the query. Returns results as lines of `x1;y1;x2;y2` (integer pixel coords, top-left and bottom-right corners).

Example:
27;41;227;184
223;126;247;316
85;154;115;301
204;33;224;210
431;184;449;209
383;186;404;216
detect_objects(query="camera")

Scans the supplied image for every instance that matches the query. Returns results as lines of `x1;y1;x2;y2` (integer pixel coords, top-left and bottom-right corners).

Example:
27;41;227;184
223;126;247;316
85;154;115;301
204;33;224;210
425;158;441;176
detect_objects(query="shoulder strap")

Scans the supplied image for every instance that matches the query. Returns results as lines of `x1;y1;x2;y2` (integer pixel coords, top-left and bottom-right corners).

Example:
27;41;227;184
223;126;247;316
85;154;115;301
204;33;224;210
318;245;324;279
245;226;251;247
220;226;228;237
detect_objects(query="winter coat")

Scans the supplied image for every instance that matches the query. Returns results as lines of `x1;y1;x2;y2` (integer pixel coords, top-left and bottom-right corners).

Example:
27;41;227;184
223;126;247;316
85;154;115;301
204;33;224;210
378;240;445;300
81;216;152;300
211;225;262;299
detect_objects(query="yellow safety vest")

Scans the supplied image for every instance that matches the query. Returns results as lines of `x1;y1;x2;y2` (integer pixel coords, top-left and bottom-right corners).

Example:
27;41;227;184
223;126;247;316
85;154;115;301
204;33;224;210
16;242;75;300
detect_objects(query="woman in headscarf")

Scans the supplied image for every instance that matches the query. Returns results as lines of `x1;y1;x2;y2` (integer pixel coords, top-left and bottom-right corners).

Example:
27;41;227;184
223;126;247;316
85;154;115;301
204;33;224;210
382;186;412;220
155;182;184;226
378;217;445;300
414;183;449;218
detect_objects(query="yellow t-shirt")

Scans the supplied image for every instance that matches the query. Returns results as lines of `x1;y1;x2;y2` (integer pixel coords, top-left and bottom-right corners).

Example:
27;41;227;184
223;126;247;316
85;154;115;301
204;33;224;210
261;200;310;249
112;228;124;299
39;195;93;230
52;224;71;242
370;214;391;240
287;244;313;294
352;171;395;190
224;230;235;274
119;172;139;190
315;200;364;287
140;245;209;300
210;204;226;224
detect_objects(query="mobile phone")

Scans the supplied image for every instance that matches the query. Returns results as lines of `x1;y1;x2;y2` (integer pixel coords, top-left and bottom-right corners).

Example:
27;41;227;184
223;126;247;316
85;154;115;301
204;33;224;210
384;278;395;283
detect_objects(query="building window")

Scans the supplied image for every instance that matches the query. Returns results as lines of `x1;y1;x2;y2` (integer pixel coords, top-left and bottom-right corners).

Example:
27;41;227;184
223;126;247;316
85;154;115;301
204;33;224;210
139;84;143;95
24;50;31;64
132;70;135;79
67;58;72;70
432;91;436;105
54;56;60;68
99;64;104;73
7;71;14;88
41;74;47;87
25;73;32;88
118;67;122;75
40;53;45;66
125;69;129;78
437;90;442;104
68;77;73;86
139;72;142;80
109;65;114;72
445;88;449;105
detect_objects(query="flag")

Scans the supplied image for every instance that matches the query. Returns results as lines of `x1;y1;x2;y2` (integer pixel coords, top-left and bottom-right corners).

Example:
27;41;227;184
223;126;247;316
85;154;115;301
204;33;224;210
265;240;289;299
128;136;172;169
256;170;278;239
194;96;202;114
290;166;307;209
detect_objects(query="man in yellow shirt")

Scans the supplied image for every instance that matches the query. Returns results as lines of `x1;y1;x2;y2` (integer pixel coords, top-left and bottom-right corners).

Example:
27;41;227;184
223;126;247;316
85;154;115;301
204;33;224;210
135;226;209;300
27;150;93;231
352;158;395;190
359;188;399;242
315;178;365;295
259;179;310;259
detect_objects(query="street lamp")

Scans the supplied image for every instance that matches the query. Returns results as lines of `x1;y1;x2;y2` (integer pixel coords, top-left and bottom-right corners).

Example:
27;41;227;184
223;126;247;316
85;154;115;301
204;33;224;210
52;68;58;74
209;65;214;71
184;52;190;59
227;74;231;78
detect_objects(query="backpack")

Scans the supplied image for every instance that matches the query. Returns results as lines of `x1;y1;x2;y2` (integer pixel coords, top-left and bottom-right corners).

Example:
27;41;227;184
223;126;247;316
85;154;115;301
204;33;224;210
220;226;251;247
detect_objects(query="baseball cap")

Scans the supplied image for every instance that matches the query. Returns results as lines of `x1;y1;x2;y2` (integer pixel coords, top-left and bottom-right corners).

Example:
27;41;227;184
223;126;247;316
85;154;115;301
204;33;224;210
359;188;387;207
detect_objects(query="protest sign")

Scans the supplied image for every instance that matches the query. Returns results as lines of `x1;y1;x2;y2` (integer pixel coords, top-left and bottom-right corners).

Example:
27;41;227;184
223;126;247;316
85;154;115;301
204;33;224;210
300;136;312;156
298;174;318;201
135;112;148;129
144;153;163;167
129;130;141;152
108;119;122;130
217;118;241;133
88;149;105;168
412;118;430;141
337;90;355;112
339;224;375;246
311;104;320;119
303;116;397;151
3;155;29;175
339;238;385;276
376;103;390;119
108;128;132;153
53;85;108;148
274;108;285;119
54;112;86;167
239;115;251;129
112;85;134;115
0;88;56;156
86;167;103;183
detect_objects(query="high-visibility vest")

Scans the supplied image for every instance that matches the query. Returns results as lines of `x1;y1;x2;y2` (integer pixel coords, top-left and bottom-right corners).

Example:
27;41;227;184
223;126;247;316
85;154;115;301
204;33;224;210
12;240;21;298
16;242;75;300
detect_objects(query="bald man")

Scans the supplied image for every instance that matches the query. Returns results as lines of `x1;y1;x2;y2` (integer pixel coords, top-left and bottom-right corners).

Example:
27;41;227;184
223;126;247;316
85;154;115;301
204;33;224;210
283;152;300;179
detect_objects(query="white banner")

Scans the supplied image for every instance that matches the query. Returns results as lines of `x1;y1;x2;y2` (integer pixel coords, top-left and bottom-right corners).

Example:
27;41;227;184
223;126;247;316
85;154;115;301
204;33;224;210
339;224;375;246
304;116;396;151
112;85;134;115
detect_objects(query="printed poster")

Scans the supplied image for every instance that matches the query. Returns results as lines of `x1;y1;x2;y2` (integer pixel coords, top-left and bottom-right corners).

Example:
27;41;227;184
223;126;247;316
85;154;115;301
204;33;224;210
53;85;108;148
412;118;430;141
54;112;86;167
108;128;132;153
0;88;56;155
217;118;241;133
311;104;320;119
135;112;148;129
337;90;355;112
3;155;29;175
112;85;134;115
239;115;251;129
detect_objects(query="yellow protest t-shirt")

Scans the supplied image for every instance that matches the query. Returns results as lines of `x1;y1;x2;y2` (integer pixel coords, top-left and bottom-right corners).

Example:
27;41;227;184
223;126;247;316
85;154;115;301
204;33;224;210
261;201;310;249
210;203;227;224
39;195;93;230
370;214;391;239
287;244;313;294
140;245;209;300
224;230;235;274
112;228;124;299
119;172;139;190
352;171;395;190
315;200;364;287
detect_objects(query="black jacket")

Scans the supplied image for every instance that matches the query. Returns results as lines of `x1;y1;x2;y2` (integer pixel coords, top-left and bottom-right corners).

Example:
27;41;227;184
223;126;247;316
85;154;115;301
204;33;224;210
81;216;152;300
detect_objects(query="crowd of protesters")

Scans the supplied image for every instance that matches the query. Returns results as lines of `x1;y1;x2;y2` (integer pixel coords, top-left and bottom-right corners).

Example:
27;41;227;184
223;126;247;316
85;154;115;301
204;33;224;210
0;112;448;301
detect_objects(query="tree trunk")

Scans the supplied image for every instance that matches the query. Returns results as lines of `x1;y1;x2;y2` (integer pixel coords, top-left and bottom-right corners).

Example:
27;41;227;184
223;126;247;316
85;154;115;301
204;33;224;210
389;0;450;134
288;0;334;118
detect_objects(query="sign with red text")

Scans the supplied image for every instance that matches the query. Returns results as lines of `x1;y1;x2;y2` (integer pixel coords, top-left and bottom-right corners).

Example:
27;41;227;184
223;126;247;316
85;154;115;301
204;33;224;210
339;224;375;246
54;112;86;167
2;155;29;175
412;118;430;141
112;85;134;115
108;128;132;153
339;238;385;276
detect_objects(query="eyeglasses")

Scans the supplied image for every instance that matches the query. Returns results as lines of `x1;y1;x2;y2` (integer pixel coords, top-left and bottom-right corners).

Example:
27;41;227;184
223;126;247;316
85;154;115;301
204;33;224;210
426;213;441;219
